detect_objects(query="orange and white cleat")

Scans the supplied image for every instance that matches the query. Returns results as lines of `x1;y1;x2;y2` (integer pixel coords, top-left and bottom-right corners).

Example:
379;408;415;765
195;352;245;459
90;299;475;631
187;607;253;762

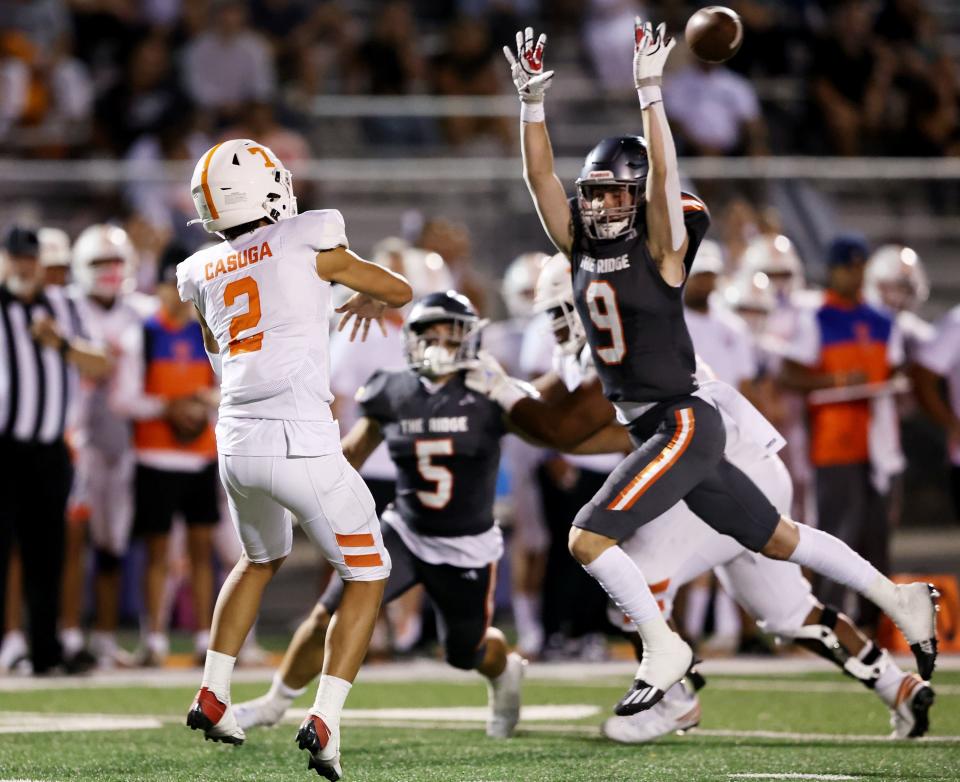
890;673;935;739
186;687;245;745
296;713;342;780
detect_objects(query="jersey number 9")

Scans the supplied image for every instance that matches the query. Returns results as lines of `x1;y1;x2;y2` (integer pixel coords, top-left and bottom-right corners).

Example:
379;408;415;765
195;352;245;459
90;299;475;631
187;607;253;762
586;281;626;364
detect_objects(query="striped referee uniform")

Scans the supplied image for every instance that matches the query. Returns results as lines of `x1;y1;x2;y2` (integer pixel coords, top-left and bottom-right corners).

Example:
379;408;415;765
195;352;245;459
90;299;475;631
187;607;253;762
0;279;87;673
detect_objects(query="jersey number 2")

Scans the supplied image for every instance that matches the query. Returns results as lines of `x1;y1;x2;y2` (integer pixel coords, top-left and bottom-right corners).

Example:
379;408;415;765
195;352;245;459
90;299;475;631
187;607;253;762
585;281;626;364
224;276;263;355
415;439;453;509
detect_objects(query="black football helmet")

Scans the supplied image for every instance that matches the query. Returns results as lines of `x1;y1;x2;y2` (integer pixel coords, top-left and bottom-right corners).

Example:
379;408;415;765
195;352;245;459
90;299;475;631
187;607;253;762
575;135;649;241
402;291;484;378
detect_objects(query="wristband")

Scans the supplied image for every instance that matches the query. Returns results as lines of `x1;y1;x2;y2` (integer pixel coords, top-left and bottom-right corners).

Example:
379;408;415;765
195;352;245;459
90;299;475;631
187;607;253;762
491;378;529;413
637;85;662;110
520;101;545;124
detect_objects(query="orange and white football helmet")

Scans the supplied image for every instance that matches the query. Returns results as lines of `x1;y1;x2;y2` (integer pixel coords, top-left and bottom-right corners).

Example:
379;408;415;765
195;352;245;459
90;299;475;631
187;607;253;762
189;139;297;234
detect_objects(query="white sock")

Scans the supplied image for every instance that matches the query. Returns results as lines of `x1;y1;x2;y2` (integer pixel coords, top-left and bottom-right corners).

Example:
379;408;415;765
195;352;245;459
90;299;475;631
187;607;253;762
512;593;543;651
60;627;84;657
873;651;907;708
201;650;236;704
146;631;169;657
582;547;670;643
713;588;742;640
683;585;710;640
270;670;308;702
788;524;881;596
312;674;352;729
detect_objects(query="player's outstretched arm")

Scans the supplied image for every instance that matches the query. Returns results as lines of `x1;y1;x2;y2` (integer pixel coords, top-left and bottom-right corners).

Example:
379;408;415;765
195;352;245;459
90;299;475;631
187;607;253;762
504;27;572;256
635;20;687;285
340;416;384;471
316;246;412;308
567;423;632;455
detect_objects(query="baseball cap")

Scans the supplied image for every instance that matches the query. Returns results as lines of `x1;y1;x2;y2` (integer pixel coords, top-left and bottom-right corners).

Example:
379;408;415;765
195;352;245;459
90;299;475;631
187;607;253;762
3;224;40;258
827;233;870;268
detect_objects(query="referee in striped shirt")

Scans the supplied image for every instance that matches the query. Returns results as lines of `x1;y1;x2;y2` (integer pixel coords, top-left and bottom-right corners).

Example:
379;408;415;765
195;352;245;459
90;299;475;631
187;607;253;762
0;224;110;674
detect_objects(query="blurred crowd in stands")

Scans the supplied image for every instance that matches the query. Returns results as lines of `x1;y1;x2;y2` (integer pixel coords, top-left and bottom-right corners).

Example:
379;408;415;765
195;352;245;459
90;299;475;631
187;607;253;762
0;0;958;160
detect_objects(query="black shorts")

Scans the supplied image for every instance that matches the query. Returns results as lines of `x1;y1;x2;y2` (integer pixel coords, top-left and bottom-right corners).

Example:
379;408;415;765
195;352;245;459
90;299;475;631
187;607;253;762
363;477;396;517
573;395;780;552
320;520;495;670
134;463;219;536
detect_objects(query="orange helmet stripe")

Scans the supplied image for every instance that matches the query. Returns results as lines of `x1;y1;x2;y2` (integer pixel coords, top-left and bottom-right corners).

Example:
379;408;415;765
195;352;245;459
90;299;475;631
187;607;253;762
200;143;223;220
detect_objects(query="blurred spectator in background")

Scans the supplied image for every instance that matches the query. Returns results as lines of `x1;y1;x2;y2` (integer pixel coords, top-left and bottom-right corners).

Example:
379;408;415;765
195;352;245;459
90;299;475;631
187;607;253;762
430;17;512;151
348;1;434;146
416;217;490;314
180;0;276;124
250;0;310;83
110;246;219;666
0;27;93;146
288;2;357;104
96;32;190;155
0;224;109;675
583;0;647;93
665;59;767;156
38;227;71;287
221;102;311;171
915;306;960;520
780;234;904;629
809;0;896;155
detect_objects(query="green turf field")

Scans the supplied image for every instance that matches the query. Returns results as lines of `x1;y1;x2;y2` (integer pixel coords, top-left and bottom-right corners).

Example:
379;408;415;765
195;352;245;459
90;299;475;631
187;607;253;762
1;669;958;781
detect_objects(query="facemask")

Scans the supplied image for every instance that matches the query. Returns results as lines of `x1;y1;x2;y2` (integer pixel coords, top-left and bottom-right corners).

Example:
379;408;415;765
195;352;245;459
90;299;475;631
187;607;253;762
422;344;458;378
90;264;126;299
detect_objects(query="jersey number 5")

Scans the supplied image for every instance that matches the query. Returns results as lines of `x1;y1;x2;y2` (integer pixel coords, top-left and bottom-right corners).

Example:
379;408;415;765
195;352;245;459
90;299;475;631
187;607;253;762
224;276;263;355
585;281;626;364
415;439;453;509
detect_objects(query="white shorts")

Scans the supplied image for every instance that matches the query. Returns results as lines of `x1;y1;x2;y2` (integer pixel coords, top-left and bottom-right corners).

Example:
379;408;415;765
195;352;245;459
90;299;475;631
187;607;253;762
72;446;136;557
218;451;391;580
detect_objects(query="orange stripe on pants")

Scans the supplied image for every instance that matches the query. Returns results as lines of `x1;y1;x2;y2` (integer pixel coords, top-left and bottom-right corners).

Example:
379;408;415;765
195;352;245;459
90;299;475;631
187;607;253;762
607;408;695;511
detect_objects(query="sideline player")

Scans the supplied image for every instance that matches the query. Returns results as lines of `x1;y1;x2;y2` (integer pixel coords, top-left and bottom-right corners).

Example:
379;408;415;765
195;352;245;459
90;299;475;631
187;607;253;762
234;292;526;740
502;21;938;711
517;253;935;741
176;138;411;779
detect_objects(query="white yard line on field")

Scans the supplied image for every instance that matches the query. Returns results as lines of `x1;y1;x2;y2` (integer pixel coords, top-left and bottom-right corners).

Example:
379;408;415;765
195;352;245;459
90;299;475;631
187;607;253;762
0;712;163;734
728;775;860;780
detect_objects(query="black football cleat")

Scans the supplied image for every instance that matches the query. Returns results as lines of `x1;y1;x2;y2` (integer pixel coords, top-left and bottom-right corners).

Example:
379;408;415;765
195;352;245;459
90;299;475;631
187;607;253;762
296;714;342;780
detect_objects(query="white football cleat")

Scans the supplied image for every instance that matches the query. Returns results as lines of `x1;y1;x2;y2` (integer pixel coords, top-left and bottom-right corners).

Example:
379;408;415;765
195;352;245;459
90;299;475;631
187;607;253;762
89;632;136;670
889;673;935;739
888;583;939;680
296;713;342;780
486;652;526;738
615;631;693;716
603;679;701;743
186;687;246;745
234;691;292;730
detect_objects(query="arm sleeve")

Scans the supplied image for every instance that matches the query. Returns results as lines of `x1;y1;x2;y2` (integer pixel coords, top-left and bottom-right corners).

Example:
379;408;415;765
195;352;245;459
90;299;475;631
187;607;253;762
355;369;394;424
109;324;167;421
303;210;349;252
917;311;960;375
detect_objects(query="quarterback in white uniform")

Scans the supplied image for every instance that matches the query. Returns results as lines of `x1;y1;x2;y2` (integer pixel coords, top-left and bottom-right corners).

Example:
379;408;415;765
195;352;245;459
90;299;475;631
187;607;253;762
177;138;411;779
68;225;155;667
473;253;936;742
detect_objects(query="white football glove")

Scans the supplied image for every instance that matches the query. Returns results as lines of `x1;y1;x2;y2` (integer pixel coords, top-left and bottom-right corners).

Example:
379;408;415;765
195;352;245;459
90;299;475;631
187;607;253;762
633;19;675;89
465;350;536;412
502;27;554;103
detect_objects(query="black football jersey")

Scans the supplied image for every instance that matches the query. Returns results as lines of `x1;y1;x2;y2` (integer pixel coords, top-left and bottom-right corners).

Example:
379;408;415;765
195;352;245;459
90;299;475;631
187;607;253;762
569;193;711;404
356;369;507;537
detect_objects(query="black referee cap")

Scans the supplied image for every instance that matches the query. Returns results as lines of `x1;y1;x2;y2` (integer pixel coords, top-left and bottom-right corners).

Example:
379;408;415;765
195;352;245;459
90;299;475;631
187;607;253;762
3;224;40;257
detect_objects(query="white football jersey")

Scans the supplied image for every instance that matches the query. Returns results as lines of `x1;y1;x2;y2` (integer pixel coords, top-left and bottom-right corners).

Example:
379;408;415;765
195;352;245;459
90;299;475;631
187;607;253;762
177;210;347;456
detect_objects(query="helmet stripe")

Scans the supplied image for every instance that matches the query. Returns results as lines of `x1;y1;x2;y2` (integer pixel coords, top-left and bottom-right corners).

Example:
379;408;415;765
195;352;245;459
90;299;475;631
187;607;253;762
200;143;224;220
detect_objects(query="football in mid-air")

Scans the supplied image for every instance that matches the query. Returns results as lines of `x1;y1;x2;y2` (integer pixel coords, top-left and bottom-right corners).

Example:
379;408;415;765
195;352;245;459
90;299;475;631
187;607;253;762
685;6;743;63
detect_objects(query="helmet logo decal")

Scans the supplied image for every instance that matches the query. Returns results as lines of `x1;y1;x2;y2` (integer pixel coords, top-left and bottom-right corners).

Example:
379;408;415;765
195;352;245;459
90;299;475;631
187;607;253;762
247;146;276;168
200;142;224;220
586;170;615;180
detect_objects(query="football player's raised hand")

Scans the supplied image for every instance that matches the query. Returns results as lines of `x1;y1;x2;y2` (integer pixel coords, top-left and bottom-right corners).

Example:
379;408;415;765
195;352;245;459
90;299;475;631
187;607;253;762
503;27;554;103
335;292;388;342
633;19;675;89
465;350;538;412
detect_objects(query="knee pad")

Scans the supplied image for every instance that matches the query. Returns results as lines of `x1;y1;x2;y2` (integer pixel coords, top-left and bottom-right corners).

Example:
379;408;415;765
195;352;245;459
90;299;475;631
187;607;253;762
94;548;122;574
445;638;484;671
